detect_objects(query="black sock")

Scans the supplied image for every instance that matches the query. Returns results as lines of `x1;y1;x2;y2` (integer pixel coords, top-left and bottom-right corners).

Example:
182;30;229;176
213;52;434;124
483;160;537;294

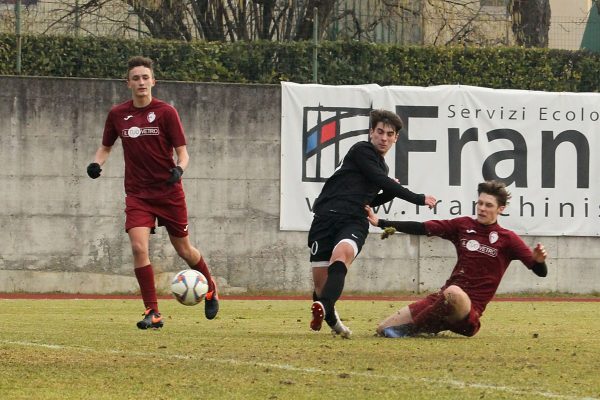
312;290;319;301
319;261;347;323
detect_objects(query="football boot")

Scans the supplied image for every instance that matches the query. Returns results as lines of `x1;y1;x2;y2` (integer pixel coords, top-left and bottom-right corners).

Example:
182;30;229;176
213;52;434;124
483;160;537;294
204;278;219;320
136;308;163;330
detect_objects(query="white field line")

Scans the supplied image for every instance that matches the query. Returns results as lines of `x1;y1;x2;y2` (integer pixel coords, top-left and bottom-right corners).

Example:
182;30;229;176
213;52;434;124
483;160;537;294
2;339;597;400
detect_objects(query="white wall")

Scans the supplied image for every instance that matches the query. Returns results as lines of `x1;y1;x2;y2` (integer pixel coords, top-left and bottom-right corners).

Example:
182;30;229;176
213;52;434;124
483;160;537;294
1;76;599;295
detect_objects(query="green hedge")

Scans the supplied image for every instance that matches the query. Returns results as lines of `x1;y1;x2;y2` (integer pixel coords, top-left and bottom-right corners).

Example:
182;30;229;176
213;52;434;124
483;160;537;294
1;34;600;91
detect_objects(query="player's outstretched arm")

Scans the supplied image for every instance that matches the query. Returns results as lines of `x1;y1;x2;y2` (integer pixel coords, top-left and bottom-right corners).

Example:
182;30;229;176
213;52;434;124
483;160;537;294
423;195;437;209
371;191;437;210
365;205;380;226
532;243;547;262
531;243;548;277
365;205;427;238
87;145;112;179
365;205;396;238
351;144;437;208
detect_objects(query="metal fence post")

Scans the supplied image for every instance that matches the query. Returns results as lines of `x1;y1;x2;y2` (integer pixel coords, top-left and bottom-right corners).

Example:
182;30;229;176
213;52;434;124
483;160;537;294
75;0;80;37
313;7;318;83
15;0;22;74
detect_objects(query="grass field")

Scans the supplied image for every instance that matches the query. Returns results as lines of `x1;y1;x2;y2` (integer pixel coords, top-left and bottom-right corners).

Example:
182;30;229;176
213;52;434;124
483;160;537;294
0;298;599;400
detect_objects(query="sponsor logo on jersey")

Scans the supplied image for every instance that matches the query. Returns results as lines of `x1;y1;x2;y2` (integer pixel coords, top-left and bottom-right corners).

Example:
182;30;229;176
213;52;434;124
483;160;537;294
127;126;141;138
461;239;498;257
122;126;160;138
147;112;156;123
466;239;480;251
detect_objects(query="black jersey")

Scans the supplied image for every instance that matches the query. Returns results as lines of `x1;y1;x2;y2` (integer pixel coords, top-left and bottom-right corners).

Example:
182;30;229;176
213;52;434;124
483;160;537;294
312;141;425;217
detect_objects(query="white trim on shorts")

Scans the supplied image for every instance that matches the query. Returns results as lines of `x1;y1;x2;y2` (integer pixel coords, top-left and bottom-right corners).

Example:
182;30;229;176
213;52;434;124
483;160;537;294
310;239;358;268
335;238;359;259
311;261;330;268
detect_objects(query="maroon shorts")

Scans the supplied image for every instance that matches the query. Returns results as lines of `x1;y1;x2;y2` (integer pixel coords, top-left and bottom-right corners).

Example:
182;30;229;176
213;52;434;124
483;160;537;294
408;292;481;337
125;194;189;238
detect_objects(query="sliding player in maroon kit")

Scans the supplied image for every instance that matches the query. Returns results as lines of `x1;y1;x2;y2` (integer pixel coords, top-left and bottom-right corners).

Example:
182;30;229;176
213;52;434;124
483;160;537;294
366;180;548;338
87;56;218;329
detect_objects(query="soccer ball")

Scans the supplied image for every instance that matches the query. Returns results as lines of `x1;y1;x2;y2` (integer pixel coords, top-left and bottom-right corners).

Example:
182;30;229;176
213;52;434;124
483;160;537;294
171;269;209;306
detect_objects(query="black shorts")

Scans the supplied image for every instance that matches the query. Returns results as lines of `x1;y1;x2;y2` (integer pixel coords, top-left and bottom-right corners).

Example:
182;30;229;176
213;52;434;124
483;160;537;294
307;213;369;262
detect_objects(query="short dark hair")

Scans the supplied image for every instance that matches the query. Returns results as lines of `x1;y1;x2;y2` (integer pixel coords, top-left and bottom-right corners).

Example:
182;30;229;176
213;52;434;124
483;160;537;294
370;109;403;133
126;56;154;78
478;180;511;207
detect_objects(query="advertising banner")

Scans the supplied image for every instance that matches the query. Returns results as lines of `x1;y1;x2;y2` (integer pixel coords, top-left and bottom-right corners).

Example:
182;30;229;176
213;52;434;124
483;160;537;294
281;82;599;236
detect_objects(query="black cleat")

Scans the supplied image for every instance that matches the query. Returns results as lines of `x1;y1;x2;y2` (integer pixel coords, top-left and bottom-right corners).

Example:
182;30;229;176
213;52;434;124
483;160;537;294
136;308;164;330
204;278;219;320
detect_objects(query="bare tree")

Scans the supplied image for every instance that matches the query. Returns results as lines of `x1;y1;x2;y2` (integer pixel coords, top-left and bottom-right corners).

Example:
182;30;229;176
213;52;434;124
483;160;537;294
508;0;551;47
67;0;424;43
424;0;488;46
292;0;336;40
325;0;422;43
11;0;551;48
127;0;192;40
67;0;338;41
418;0;551;47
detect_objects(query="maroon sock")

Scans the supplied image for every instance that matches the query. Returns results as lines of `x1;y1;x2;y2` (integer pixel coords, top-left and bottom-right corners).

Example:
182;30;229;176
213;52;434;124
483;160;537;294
412;295;453;333
192;257;215;292
134;264;159;313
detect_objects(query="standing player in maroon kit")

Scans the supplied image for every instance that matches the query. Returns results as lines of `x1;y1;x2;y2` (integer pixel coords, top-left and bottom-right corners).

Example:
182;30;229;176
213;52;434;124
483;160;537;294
366;180;548;338
86;56;219;329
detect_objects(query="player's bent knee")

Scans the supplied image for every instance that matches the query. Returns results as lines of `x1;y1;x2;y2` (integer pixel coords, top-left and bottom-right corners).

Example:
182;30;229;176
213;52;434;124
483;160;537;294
443;284;465;295
443;286;472;323
332;239;358;264
175;247;192;261
443;285;468;305
130;242;148;258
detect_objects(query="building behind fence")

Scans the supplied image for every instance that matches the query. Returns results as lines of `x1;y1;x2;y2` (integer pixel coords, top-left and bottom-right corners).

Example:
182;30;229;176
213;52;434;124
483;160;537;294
0;0;598;50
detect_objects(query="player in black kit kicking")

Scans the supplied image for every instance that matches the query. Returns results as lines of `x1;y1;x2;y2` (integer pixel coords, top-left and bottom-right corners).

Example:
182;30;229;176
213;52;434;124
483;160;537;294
308;109;437;338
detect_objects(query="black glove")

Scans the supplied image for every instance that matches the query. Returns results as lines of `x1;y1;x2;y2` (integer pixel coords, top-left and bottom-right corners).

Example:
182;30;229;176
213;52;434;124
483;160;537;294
87;162;102;179
166;166;184;185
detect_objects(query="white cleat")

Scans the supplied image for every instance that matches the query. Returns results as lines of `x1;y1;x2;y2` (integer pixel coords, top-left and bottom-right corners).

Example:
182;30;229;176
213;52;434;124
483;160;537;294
331;320;352;339
330;309;352;339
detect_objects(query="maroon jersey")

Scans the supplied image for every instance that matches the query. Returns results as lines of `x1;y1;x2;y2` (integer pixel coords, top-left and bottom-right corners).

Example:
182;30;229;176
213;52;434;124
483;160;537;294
424;216;536;314
102;98;186;198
